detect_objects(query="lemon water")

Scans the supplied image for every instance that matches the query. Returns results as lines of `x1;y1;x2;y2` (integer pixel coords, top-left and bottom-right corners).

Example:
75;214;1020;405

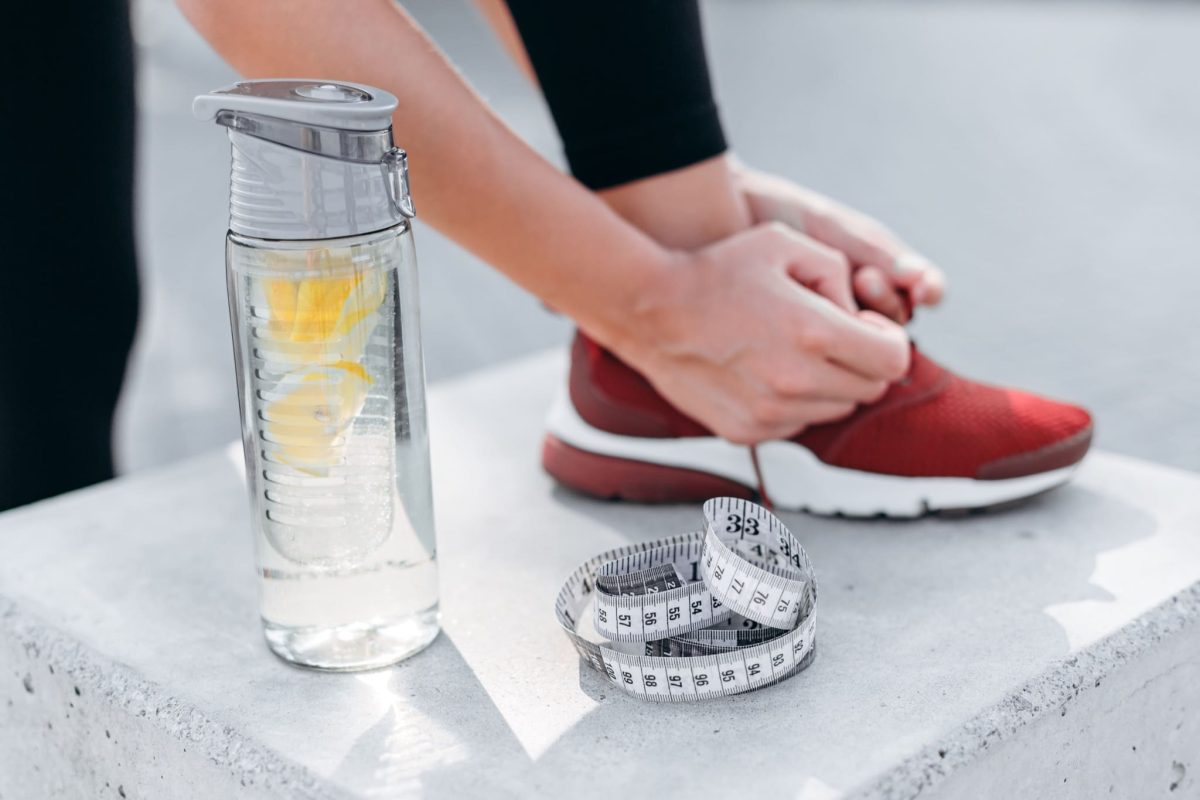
228;229;439;670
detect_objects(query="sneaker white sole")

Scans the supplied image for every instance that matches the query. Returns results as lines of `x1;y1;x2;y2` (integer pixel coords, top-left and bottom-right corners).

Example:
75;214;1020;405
546;390;1078;517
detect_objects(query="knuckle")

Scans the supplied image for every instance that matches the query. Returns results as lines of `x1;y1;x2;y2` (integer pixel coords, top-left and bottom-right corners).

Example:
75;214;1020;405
883;346;911;380
806;208;834;235
764;371;788;394
827;250;851;276
830;402;857;420
863;379;889;402
797;323;832;353
771;369;809;395
750;397;785;427
812;402;856;424
765;220;792;239
761;220;797;248
721;417;761;445
727;428;759;446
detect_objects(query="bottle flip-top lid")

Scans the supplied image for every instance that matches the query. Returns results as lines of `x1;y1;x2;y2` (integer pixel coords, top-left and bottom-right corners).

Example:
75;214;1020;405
195;80;413;239
195;80;396;129
194;79;399;148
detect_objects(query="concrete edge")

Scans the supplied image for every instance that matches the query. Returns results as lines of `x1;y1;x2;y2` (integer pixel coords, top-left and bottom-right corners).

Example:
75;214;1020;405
429;346;563;393
0;596;353;800
849;579;1200;800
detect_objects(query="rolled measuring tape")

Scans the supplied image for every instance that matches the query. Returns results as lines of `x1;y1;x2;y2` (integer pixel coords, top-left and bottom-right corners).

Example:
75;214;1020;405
555;497;817;702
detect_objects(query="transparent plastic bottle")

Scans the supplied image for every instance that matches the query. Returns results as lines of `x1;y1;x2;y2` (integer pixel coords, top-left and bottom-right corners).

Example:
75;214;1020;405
197;80;438;670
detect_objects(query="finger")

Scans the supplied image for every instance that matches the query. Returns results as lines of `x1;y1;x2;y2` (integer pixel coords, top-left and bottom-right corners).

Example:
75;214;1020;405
856;308;909;331
797;399;859;426
853;266;909;323
816;308;911;381
809;210;944;296
772;358;889;404
890;252;946;294
805;209;905;271
781;399;859;434
766;224;855;312
745;399;859;442
908;264;947;306
757;182;947;301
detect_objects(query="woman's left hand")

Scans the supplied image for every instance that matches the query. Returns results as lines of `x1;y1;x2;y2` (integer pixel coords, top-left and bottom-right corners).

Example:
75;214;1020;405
732;161;946;323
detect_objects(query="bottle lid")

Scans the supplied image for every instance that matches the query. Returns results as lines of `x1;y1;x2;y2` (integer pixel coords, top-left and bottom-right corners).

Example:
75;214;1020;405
195;80;413;240
194;79;397;131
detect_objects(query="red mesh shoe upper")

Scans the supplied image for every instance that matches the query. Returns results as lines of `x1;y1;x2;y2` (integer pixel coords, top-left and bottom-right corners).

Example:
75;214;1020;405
792;350;1093;478
569;333;711;438
569;332;1093;479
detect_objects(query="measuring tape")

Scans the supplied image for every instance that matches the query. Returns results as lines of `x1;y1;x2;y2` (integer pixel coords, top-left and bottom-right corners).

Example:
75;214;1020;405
556;497;817;702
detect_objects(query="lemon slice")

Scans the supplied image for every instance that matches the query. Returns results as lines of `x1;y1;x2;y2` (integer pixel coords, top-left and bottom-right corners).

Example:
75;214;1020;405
254;256;388;475
261;360;374;475
263;267;386;340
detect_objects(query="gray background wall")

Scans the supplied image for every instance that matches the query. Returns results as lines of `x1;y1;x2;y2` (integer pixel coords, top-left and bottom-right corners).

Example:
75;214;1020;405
118;0;1200;473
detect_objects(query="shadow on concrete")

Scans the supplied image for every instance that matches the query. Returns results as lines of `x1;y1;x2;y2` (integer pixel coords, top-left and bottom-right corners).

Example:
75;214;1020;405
330;635;538;798
529;477;1157;796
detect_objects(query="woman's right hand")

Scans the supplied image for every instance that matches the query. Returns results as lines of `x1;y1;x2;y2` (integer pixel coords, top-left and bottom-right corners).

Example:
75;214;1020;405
604;222;912;444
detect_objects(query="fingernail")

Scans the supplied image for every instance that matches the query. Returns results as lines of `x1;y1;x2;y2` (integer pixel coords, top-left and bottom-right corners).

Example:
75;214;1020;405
893;254;928;275
860;272;885;299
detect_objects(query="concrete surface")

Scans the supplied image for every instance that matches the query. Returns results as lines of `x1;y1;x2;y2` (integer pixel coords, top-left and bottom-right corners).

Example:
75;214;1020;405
3;350;1199;799
120;0;1200;474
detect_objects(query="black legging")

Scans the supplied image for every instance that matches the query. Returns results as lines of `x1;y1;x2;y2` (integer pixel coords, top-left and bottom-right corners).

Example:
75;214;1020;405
1;0;139;510
504;0;727;190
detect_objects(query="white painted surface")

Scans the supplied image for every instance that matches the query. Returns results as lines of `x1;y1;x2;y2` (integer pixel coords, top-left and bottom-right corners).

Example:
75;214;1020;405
3;351;1199;799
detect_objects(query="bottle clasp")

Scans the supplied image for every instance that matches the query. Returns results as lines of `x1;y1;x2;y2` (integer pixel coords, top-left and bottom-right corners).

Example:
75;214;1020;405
382;148;416;219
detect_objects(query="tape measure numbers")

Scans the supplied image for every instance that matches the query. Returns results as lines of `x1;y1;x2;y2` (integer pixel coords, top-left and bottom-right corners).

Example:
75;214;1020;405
556;497;818;702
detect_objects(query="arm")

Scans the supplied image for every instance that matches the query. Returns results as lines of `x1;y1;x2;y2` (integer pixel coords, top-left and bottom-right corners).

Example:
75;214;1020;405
180;0;662;353
487;0;943;321
180;0;909;442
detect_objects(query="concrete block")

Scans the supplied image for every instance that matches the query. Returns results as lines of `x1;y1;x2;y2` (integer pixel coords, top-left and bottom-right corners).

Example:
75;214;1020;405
2;351;1198;798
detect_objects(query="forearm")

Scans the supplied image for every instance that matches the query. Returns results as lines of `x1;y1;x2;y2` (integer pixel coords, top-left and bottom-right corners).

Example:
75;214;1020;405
597;155;752;250
178;0;669;350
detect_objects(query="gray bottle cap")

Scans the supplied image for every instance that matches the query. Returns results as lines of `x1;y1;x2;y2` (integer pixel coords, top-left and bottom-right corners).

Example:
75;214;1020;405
195;80;413;241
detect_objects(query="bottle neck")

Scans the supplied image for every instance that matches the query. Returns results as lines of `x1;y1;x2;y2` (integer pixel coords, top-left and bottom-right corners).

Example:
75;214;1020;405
227;131;405;240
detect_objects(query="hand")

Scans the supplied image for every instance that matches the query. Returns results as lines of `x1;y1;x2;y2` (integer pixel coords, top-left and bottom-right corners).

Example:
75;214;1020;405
607;223;912;444
732;162;946;323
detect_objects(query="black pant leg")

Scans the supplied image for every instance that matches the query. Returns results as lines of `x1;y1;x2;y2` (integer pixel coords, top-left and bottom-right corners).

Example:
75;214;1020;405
504;0;728;190
0;0;140;510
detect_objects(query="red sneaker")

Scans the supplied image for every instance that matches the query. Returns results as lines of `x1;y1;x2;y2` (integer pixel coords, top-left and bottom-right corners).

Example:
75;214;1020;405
543;332;1093;517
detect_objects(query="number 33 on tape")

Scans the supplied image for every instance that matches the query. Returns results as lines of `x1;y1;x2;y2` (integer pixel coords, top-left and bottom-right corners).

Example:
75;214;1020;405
555;498;817;702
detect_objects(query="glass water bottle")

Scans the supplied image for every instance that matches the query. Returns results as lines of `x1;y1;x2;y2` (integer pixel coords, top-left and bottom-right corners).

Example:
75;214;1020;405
195;80;439;671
